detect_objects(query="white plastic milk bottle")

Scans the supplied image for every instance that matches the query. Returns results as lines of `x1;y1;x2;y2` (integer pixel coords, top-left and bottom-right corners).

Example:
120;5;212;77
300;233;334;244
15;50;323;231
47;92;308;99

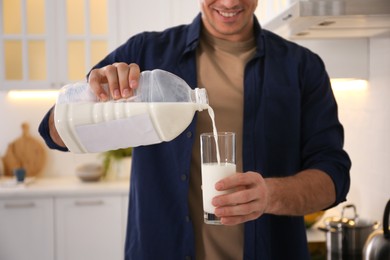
54;69;209;153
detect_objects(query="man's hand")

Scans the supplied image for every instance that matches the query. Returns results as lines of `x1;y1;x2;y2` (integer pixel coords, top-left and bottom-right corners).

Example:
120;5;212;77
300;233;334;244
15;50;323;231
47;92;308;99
88;62;141;101
212;172;269;225
212;169;336;226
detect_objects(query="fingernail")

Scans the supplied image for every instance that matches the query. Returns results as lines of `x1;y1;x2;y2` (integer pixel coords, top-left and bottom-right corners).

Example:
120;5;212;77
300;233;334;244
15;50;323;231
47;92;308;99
99;93;107;101
130;80;137;89
114;89;121;99
215;207;224;217
215;182;223;190
122;88;130;97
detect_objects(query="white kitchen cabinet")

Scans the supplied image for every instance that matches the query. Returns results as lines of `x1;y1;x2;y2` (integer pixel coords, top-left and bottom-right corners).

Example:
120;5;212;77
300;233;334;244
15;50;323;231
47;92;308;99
0;198;54;260
121;194;129;246
55;195;123;260
0;177;129;260
0;0;118;90
1;0;200;90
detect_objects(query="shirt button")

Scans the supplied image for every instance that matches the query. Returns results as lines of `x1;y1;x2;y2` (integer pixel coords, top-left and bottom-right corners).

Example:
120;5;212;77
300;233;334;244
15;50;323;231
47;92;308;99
185;215;190;222
186;131;192;138
185;256;191;260
181;174;187;181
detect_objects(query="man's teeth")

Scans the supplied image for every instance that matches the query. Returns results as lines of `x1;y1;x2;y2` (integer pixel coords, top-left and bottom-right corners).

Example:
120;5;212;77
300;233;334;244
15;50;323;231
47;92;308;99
219;11;238;18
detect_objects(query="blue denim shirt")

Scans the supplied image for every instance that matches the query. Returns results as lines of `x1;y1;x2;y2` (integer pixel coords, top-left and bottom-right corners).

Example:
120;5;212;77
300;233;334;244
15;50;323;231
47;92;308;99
40;14;351;260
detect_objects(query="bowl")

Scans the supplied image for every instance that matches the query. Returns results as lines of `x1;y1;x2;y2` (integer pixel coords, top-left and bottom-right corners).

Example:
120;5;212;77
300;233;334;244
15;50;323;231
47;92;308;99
76;163;103;182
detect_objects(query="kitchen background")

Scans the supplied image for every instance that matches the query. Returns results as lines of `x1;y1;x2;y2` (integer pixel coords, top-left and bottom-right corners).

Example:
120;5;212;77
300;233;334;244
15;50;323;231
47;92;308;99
1;0;389;229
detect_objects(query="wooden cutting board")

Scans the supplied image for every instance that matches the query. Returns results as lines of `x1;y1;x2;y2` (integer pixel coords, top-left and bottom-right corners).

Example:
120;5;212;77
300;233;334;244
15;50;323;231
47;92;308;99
2;122;46;177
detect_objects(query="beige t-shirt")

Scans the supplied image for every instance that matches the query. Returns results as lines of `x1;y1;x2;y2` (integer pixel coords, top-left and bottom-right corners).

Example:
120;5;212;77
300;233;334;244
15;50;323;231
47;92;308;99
189;30;256;260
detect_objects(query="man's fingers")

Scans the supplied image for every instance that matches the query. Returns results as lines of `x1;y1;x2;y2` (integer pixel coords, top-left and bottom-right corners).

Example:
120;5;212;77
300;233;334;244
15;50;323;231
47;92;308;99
104;64;121;99
215;172;259;191
88;63;141;101
115;63;131;98
128;63;141;89
220;211;262;226
88;68;110;101
212;188;258;207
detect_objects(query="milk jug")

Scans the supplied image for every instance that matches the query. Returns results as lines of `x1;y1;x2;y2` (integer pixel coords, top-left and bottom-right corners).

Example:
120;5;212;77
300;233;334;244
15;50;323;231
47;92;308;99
54;69;209;153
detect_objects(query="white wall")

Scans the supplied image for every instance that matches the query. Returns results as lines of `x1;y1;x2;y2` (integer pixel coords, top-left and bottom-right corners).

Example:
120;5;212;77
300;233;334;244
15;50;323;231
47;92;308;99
330;37;390;222
117;0;199;44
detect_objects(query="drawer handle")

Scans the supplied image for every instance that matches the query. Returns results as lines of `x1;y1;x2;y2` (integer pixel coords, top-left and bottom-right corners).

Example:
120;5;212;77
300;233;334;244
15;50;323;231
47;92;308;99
4;202;36;209
74;200;104;206
282;14;293;21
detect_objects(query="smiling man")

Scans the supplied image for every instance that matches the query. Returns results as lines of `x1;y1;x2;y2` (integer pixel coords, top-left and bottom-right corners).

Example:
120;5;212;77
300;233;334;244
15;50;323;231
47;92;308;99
39;0;351;259
199;0;257;41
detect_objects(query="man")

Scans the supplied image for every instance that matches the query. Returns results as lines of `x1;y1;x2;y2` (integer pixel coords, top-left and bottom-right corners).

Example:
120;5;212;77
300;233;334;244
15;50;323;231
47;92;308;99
39;0;351;259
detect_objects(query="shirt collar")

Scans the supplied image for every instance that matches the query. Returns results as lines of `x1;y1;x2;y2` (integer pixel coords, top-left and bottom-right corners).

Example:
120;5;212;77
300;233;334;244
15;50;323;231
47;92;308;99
253;16;265;58
184;13;265;58
184;13;202;54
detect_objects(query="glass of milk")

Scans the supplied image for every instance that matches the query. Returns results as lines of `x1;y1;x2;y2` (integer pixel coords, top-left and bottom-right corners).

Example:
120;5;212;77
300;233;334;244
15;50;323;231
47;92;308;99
200;132;236;225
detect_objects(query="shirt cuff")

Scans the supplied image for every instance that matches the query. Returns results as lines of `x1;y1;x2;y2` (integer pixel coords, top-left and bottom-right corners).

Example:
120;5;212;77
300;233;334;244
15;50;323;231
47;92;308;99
38;106;69;152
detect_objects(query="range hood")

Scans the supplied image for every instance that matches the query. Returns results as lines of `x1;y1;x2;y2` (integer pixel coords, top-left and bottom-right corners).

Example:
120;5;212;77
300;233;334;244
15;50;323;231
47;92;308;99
263;0;390;39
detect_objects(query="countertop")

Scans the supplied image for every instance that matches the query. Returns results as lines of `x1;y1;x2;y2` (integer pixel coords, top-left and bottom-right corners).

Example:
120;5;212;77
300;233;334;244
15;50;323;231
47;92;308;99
306;226;326;242
0;176;130;198
0;175;326;243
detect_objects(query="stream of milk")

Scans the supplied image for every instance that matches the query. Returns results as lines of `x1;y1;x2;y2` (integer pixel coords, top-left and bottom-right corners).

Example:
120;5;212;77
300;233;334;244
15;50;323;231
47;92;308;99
206;105;220;164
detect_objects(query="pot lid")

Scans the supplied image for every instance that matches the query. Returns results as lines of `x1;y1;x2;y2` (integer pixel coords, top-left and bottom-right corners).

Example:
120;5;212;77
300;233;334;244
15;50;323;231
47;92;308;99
325;216;377;229
325;204;378;229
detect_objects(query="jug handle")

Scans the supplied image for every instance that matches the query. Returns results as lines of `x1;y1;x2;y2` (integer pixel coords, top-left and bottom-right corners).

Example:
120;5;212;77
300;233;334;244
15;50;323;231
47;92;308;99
384;199;390;239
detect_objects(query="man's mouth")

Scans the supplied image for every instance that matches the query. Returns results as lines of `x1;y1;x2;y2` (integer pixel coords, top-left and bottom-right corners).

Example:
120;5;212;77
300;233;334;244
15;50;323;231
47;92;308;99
217;10;240;18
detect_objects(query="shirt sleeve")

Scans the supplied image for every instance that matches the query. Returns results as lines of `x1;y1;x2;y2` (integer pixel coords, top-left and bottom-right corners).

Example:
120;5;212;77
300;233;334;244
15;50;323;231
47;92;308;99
300;52;351;206
38;106;69;152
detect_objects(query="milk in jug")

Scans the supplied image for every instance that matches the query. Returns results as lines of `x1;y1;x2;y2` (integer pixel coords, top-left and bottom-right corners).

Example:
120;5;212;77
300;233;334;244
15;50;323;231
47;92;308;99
54;69;209;153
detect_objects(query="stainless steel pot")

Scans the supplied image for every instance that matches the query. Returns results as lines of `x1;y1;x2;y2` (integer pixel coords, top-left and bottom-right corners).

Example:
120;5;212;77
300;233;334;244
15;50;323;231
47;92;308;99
363;199;390;260
319;204;379;259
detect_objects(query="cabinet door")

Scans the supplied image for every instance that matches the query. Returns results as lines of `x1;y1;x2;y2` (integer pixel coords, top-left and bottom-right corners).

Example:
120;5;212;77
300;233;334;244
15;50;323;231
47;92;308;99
55;0;118;84
121;194;129;247
0;198;54;260
55;196;122;260
0;0;56;89
0;0;118;90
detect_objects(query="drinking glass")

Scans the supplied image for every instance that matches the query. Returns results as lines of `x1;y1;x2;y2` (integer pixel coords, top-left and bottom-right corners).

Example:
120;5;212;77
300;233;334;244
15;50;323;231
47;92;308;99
200;132;236;225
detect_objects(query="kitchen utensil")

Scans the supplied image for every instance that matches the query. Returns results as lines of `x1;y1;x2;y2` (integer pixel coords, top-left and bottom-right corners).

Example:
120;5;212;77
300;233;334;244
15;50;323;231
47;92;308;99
363;199;390;260
76;163;103;182
0;158;4;177
13;168;26;183
3;122;46;177
319;204;379;259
